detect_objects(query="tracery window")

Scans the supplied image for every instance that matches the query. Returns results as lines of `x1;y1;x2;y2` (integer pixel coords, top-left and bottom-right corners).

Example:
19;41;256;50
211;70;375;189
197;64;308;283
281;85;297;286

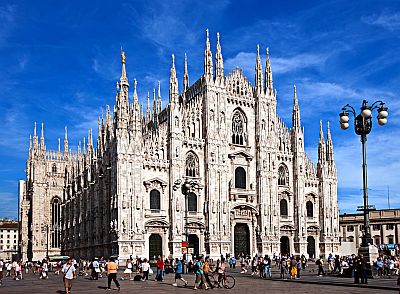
51;197;61;248
280;199;288;217
188;192;197;212
185;152;199;177
278;164;289;186
235;167;246;189
150;189;161;210
52;164;57;174
232;111;245;145
306;201;313;217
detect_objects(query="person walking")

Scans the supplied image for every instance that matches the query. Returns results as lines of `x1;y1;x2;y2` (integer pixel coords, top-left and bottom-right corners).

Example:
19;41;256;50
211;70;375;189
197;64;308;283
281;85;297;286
141;258;150;281
156;256;165;282
0;259;4;286
172;258;188;287
193;256;208;290
316;257;325;276
106;258;120;291
203;257;214;289
91;258;100;280
62;258;76;294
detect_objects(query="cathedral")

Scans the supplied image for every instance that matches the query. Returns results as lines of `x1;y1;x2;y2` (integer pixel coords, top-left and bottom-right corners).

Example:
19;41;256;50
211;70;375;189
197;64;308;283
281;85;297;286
20;30;340;262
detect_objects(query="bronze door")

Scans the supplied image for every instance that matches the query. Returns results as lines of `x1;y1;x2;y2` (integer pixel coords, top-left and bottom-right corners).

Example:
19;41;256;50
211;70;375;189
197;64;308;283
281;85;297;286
234;223;250;256
149;234;162;261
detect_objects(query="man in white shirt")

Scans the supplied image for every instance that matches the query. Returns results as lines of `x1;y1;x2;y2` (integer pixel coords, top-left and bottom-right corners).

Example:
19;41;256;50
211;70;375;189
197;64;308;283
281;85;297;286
62;258;76;294
0;259;4;286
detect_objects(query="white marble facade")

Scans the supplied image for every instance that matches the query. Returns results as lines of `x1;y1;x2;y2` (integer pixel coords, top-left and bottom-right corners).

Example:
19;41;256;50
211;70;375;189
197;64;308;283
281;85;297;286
21;31;340;262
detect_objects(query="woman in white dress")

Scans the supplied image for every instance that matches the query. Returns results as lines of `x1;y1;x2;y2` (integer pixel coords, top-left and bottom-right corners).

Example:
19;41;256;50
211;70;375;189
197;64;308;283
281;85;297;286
122;259;133;280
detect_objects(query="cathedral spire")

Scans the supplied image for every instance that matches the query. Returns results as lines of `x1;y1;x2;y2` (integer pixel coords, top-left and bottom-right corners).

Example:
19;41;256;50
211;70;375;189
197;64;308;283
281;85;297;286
169;54;178;103
58;138;61;153
146;91;151;123
326;121;334;163
204;29;213;81
157;81;162;113
33;122;38;150
29;135;32;150
292;85;301;130
215;32;224;82
97;116;103;154
133;79;139;104
183;53;189;92
318;120;326;165
88;128;94;156
120;48;129;86
64;126;68;153
255;44;263;94
264;47;273;93
40;122;45;150
152;88;157;120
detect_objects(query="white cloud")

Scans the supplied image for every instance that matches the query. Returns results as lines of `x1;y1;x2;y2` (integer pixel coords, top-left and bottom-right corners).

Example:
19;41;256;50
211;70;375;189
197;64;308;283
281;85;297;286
225;51;329;81
362;9;400;31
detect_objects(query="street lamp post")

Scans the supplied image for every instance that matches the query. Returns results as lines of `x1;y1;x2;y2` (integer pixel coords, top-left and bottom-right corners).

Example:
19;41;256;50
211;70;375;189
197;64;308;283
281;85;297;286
339;99;388;259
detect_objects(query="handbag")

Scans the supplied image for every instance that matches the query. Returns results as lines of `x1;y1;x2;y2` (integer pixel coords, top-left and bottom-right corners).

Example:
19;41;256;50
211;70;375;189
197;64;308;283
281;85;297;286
95;268;101;273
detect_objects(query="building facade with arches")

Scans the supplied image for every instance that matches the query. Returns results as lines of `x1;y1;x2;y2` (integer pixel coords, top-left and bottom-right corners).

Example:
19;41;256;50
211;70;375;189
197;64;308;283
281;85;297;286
20;31;339;261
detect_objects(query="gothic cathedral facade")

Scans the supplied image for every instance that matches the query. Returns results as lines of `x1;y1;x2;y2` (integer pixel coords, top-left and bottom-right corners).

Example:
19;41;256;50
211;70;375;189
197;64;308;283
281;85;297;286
20;31;339;261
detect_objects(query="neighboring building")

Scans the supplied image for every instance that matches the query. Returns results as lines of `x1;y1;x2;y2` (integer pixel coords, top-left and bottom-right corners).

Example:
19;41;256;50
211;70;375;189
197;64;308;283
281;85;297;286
339;209;400;254
0;220;19;261
21;31;340;261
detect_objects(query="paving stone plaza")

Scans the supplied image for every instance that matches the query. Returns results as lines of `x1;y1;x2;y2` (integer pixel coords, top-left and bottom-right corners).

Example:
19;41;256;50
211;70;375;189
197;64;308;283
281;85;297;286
0;265;398;293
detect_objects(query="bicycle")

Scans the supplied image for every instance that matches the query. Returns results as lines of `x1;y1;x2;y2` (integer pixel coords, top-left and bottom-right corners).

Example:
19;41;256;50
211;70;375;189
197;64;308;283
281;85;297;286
210;272;236;289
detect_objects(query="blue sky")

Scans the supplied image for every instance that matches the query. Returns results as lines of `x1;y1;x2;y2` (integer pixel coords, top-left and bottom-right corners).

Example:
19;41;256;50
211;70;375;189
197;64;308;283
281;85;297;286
0;0;399;219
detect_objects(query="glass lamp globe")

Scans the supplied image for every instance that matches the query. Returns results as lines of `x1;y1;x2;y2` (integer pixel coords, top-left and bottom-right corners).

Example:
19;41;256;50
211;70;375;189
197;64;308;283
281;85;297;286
340;115;349;123
340;122;349;130
378;118;387;126
361;107;372;119
378;110;388;119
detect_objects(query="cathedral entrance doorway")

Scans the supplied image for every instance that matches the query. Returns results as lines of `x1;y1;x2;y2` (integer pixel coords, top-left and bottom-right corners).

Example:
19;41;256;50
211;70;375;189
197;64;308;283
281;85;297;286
188;234;199;256
280;236;290;255
149;234;162;261
234;223;250;256
307;236;315;258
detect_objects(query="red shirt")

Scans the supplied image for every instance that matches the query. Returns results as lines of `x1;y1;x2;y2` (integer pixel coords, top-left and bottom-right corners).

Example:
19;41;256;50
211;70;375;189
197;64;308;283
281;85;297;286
157;259;165;270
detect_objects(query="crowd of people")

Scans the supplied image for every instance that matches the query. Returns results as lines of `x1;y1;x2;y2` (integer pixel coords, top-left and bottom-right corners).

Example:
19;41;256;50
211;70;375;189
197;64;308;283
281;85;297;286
1;252;399;291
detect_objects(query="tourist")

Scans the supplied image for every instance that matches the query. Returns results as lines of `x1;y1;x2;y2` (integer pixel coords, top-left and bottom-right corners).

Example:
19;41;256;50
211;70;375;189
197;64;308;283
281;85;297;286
316;256;325;276
172;258;188;287
122;259;133;280
193;256;208;290
240;255;247;273
40;260;49;279
203;257;214;289
327;253;334;273
264;255;272;279
290;256;297;279
62;258;76;294
280;256;287;279
141;258;150;281
301;254;307;270
156;256;164;281
0;259;4;286
359;254;368;284
106;257;120;291
91;258;100;280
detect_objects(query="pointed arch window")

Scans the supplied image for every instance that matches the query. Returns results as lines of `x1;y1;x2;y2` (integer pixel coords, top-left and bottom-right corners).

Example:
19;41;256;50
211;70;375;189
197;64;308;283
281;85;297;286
51;197;61;248
280;199;288;217
278;164;289;186
150;189;161;210
306;201;313;218
235;166;246;189
52;164;57;174
185;152;199;177
232;111;245;145
188;192;197;212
